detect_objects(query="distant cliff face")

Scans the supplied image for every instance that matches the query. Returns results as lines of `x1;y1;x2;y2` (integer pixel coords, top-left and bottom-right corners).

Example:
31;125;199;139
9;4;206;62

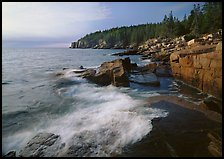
170;42;222;99
71;40;89;49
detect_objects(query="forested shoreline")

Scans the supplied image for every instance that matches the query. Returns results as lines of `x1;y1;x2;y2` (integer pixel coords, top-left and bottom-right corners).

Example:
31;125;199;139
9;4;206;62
70;2;222;49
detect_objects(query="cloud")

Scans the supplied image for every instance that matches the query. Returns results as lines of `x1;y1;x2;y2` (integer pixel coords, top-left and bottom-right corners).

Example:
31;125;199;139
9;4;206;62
2;2;110;40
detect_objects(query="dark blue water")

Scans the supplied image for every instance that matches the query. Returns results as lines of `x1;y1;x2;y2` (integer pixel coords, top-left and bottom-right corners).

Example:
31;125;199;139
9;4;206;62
2;48;207;156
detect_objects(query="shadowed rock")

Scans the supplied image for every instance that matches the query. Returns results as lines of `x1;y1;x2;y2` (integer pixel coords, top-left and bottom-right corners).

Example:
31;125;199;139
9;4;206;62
3;150;16;157
207;132;222;157
19;132;64;157
154;65;172;77
111;49;139;56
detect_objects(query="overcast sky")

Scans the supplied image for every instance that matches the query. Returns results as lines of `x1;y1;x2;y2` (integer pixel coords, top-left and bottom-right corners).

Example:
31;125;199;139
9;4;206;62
2;2;204;48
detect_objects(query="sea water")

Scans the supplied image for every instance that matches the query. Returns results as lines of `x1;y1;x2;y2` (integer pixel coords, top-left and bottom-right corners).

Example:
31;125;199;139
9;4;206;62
2;48;207;156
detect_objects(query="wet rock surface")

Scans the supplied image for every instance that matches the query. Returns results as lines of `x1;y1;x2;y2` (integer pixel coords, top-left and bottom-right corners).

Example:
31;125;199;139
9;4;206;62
118;96;222;157
18;132;64;157
3;150;16;157
77;57;170;87
207;131;222;157
77;57;172;87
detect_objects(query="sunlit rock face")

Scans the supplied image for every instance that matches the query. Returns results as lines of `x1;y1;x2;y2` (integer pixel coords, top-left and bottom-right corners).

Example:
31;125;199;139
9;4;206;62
170;42;222;99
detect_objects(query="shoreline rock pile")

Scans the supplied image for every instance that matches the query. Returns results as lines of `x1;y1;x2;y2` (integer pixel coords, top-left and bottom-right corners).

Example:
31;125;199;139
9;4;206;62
111;30;222;100
75;55;174;87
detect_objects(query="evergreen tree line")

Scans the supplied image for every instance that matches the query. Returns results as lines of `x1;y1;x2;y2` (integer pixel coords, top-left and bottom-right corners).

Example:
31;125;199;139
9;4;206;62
75;2;222;48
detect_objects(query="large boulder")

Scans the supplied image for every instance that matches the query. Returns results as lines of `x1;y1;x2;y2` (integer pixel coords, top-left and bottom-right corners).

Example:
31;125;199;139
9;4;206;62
79;58;132;87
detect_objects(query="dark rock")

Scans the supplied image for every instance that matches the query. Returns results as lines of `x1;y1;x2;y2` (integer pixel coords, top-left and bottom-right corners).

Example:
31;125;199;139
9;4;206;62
19;132;63;157
118;96;221;157
154;66;172;77
203;97;222;114
122;57;132;71
112;66;130;87
131;63;138;68
207;132;222;157
3;150;16;157
152;53;171;62
79;65;84;69
111;49;139;56
93;69;112;86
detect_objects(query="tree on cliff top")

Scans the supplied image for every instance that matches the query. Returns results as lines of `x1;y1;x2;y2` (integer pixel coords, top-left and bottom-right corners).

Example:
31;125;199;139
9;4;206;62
72;2;222;48
201;2;222;33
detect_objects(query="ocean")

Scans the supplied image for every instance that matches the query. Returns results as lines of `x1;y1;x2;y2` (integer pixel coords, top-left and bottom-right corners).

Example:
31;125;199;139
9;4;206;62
2;48;208;156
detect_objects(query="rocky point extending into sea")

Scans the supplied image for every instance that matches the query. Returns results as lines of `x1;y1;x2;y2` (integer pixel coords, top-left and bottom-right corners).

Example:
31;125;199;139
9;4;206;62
4;31;222;157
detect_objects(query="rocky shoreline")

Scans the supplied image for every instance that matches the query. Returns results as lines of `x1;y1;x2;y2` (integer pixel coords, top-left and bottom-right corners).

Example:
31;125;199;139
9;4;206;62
118;95;222;157
4;95;221;157
3;31;222;157
72;33;222;100
70;31;222;100
56;57;172;88
111;31;222;100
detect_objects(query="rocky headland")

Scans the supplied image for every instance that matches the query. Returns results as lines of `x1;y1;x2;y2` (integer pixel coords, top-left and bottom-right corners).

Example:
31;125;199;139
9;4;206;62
4;31;222;157
69;30;223;112
112;30;222;100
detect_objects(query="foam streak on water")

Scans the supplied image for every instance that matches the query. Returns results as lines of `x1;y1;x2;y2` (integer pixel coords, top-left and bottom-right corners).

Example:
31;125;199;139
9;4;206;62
43;73;168;156
2;48;170;156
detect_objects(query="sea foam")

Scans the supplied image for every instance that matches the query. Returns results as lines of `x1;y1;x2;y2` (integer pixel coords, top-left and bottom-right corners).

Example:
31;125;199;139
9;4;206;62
3;69;168;157
48;81;168;156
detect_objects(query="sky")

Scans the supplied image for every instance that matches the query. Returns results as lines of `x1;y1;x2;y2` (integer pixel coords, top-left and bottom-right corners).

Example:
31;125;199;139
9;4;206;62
2;2;205;48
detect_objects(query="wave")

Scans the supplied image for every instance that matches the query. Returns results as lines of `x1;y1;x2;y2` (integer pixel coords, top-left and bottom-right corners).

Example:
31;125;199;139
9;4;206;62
3;69;168;156
49;83;168;156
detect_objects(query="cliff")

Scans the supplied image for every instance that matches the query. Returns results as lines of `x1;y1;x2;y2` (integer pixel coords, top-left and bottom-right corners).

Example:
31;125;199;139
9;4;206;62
170;42;222;99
